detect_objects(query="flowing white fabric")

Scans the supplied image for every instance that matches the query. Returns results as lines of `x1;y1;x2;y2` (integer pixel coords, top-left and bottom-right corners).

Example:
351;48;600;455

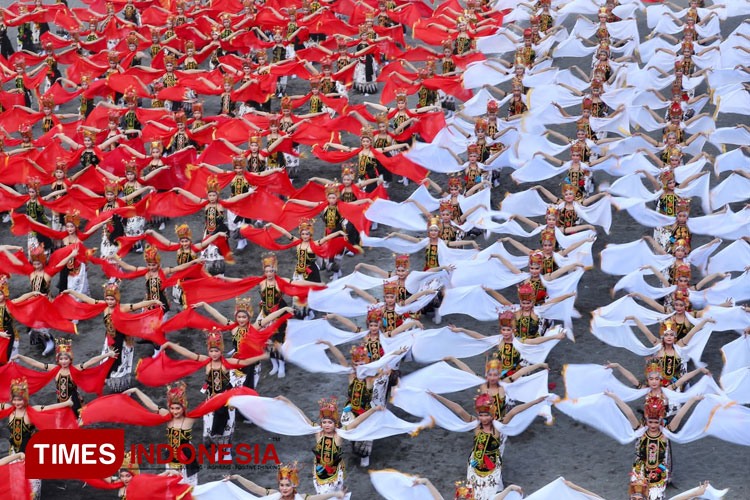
439;285;507;320
369;469;436;500
511;157;568;184
573;198;612;233
663;394;750;445
336;409;433;441
285;318;367;347
554;393;641;444
438;239;480;266
502;369;551;404
307;285;375;316
593;296;670;324
700;305;750;331
563;364;648;402
229;396;320;435
500;188;551;217
355;349;409;378
613;268;676;300
229;395;432;441
710;173;750;210
721;335;750;376
475;242;529;269
590;317;663;356
365;199;428;231
667;484;728;500
410;327;499;363
512;326;565;364
391;386;480;432
399;361;485;393
404;143;465;174
449;260;529;289
282;343;354;374
600;239;673;275
193;481;261;500
359;233;429;254
405;269;451;294
523;477;606;500
720;368;750;405
687;238;721;275
689;206;750;239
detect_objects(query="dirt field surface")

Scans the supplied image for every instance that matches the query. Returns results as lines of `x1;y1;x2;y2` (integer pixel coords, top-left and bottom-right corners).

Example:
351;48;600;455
1;1;748;499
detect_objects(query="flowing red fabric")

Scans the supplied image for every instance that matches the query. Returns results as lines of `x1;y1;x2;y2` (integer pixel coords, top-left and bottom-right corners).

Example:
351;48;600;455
69;358;115;396
82;478;123;490
239;226;297;251
412;19;449;46
197;139;243;165
187;386;258;417
135;351;209;387
219;189;284;220
0;250;33;275
381;77;420;104
273;200;327;230
123;474;195;500
0;189;28;213
338;201;372;234
88;256;149;280
180;276;263;305
51;294;108;320
6;296;77;333
182;167;234;198
137;354;246;387
160;307;234;334
163;263;213;287
275;276;326;298
10;212;67;240
0;461;32;500
26;406;79;429
310;237;360;259
392;111;446;143
0;363;57;400
372;149;428;183
45;245;80;276
0;90;24;110
143;191;207;219
0;156;54;185
111;308;167;345
310;144;360;163
79;394;171;426
454;51;487;69
247;171;296;197
237;313;292;358
423;75;473;101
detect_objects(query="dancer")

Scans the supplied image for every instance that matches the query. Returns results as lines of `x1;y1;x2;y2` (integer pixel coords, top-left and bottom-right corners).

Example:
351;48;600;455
606;393;703;500
161;331;269;452
224;463;347;499
274;395;385;493
123;383;200;485
428;392;547;499
13;339;117;417
195;297;294;384
63;283;161;392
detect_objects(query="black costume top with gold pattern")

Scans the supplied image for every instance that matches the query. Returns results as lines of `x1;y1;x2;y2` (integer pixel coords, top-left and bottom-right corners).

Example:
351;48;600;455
8;413;35;453
313;435;343;481
470;430;501;475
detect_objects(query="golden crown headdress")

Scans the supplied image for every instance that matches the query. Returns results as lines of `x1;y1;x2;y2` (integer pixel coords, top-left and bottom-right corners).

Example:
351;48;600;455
55;338;73;359
318;397;339;422
166;381;188;407
278;462;299;487
235;296;254;316
10;377;29;402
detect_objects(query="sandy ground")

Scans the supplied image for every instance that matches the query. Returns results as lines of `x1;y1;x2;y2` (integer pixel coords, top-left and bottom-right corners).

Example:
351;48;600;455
1;2;749;499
